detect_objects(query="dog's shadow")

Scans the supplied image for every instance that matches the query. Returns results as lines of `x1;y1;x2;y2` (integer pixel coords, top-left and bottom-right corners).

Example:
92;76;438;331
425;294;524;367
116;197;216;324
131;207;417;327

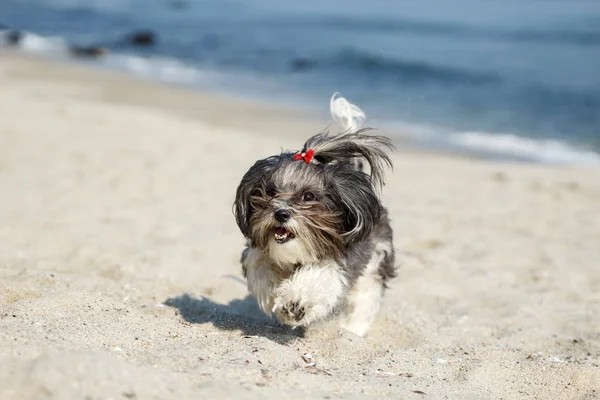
163;293;304;345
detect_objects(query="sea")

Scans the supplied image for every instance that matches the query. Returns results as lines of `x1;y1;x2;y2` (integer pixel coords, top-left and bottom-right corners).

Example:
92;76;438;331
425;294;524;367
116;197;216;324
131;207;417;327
2;0;600;164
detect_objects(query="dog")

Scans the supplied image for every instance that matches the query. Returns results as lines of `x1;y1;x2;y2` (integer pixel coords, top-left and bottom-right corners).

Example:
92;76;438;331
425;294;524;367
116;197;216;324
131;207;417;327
233;93;396;336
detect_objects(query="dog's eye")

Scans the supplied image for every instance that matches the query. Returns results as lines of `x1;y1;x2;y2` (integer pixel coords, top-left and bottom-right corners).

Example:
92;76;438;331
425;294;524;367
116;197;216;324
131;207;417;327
266;187;277;197
302;191;315;202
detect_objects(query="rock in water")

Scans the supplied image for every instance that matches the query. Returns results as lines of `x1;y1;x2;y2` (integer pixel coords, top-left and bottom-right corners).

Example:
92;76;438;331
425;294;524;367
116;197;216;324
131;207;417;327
69;45;107;58
127;30;158;46
6;30;23;46
290;57;317;72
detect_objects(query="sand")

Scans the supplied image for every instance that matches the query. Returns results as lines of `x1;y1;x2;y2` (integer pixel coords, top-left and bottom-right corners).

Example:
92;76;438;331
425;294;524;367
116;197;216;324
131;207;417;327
1;51;599;400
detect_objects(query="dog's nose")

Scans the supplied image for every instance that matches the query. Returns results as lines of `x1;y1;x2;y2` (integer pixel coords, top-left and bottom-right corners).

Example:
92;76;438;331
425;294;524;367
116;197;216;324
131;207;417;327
274;209;291;223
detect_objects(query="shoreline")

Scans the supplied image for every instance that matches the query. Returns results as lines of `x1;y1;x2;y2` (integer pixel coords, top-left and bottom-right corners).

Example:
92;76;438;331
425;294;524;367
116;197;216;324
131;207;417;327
4;47;599;166
0;49;474;162
1;49;599;399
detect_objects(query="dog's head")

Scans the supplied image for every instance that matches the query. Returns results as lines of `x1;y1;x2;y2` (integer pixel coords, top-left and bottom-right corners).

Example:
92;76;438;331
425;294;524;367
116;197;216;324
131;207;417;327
233;129;393;265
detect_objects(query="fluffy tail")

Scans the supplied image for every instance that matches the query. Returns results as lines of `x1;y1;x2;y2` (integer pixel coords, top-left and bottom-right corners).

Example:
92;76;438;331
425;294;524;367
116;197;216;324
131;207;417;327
330;92;366;133
299;93;393;189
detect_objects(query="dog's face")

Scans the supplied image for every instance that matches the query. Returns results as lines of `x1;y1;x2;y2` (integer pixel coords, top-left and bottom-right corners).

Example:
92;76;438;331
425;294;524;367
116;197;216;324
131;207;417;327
234;131;392;265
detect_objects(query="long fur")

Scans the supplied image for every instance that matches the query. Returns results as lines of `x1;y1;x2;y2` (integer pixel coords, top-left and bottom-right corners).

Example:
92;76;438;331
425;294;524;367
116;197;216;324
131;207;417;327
301;129;394;190
233;93;396;336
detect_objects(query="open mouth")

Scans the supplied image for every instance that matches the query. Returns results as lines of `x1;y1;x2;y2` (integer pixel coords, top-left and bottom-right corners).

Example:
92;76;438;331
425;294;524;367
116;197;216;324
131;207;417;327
274;226;295;244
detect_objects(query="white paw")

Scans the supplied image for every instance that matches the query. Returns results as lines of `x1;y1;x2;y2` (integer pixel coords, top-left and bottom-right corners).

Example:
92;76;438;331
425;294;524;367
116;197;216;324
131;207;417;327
272;297;308;328
271;284;322;328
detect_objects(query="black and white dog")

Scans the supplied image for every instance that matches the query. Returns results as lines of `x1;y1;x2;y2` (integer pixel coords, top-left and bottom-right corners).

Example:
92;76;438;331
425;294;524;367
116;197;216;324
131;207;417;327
233;94;395;336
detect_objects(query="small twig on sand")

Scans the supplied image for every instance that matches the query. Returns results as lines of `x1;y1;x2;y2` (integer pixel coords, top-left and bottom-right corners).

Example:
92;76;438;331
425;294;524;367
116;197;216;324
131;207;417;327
299;353;333;376
305;365;333;376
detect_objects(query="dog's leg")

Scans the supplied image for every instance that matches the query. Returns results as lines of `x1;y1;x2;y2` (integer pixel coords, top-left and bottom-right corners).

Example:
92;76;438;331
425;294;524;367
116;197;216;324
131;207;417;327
272;262;347;328
242;246;279;316
341;241;393;336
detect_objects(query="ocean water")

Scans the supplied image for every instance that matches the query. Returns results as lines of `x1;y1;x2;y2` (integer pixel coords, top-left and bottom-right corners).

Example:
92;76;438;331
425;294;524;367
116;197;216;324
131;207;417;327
2;0;600;164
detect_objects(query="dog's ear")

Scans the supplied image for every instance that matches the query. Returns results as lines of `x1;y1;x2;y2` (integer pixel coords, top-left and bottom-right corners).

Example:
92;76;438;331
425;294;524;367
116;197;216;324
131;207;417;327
303;129;394;190
329;167;383;244
233;156;279;237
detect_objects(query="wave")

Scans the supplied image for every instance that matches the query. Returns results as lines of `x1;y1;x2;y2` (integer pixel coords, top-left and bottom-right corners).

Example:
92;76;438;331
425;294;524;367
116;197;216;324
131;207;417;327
2;30;599;166
1;29;503;88
0;29;68;54
452;132;600;165
100;53;203;84
0;29;204;84
391;122;600;165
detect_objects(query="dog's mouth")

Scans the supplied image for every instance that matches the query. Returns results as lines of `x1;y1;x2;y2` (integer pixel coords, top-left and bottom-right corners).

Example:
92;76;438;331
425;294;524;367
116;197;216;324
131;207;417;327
273;226;295;244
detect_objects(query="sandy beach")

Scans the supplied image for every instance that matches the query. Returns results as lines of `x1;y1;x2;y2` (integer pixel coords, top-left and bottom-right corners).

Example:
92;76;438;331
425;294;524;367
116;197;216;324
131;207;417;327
1;51;599;399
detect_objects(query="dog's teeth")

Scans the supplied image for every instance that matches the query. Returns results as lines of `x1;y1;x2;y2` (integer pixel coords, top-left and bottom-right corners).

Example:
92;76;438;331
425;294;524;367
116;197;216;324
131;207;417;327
274;232;289;241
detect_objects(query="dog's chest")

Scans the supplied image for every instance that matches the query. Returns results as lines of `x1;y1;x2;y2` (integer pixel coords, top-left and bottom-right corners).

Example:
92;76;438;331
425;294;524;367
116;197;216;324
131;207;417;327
242;247;342;315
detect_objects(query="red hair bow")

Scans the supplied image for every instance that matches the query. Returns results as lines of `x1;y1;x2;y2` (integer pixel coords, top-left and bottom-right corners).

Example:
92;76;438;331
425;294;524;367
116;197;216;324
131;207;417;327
293;148;315;163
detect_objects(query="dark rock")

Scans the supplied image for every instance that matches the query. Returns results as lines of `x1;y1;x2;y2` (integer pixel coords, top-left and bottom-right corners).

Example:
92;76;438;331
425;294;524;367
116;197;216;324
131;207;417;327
127;30;158;46
68;45;107;58
5;30;23;46
290;57;317;72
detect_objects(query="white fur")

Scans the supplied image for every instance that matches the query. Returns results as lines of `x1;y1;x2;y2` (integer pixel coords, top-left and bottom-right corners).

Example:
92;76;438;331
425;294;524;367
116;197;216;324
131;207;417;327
340;241;391;336
265;217;319;266
243;244;348;327
267;235;314;266
272;261;348;327
239;93;392;333
244;234;392;335
330;92;366;132
242;247;279;315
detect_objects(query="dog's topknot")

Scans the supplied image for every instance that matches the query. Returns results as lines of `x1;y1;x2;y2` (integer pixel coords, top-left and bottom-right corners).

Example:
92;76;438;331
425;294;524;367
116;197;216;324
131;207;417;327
298;93;394;189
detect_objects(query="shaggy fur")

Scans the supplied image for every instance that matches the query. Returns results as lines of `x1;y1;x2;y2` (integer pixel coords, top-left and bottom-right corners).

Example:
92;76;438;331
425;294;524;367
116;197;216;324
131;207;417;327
233;95;396;336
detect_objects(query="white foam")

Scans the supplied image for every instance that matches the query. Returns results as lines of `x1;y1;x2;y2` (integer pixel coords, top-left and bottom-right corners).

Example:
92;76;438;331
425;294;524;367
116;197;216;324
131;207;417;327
0;30;205;86
0;30;69;56
20;32;68;55
385;121;600;166
101;54;203;84
3;31;599;167
451;131;600;165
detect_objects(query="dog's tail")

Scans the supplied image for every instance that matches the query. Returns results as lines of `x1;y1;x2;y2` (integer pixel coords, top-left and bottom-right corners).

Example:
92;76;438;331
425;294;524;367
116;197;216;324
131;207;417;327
330;92;366;133
298;93;393;189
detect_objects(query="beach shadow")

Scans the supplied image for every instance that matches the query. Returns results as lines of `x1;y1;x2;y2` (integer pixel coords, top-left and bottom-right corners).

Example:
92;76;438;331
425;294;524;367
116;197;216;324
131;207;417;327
163;293;304;345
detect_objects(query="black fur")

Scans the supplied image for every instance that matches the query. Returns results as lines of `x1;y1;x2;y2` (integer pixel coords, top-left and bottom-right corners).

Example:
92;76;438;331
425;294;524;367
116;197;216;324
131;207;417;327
373;210;397;284
233;129;396;287
234;152;383;257
234;155;282;237
339;208;395;287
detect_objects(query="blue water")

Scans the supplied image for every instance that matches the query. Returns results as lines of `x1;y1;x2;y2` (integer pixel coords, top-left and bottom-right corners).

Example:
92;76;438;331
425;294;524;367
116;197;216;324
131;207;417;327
2;0;600;163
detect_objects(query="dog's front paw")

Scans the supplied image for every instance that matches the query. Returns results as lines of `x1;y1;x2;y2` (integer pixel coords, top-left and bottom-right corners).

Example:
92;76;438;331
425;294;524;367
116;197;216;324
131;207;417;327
272;273;342;328
272;296;311;328
274;299;307;326
272;281;316;328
